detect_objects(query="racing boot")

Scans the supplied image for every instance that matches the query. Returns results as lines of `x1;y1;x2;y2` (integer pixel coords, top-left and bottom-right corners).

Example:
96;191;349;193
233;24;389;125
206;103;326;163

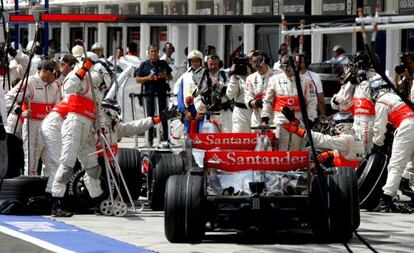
373;194;398;213
400;178;414;197
51;198;73;217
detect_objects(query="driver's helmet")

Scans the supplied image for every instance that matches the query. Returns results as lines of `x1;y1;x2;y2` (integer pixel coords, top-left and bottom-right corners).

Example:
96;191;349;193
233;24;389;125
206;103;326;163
370;78;390;102
332;112;354;135
93;60;115;90
170;119;184;146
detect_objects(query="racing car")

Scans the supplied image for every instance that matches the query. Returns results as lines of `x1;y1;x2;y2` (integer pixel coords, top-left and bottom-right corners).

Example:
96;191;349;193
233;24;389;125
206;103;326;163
164;130;359;243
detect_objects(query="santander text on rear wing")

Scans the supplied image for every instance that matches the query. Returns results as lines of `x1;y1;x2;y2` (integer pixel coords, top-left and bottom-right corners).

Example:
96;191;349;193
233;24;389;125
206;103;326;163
189;132;275;151
205;150;309;172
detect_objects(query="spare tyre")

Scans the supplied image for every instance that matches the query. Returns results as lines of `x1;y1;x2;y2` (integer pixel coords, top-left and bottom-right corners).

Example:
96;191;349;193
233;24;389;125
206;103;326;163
358;152;389;211
0;176;48;201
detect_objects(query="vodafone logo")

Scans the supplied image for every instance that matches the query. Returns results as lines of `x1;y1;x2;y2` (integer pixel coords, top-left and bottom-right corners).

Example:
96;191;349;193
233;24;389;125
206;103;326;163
357;100;362;107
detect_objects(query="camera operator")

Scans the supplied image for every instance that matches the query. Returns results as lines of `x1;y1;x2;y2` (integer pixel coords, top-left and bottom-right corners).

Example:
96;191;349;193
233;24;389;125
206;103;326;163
394;51;414;100
194;55;232;132
227;54;254;132
136;44;172;146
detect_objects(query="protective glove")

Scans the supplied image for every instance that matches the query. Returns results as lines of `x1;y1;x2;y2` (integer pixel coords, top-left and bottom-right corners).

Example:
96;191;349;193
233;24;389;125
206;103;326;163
317;150;335;163
254;99;263;109
75;57;95;80
282;122;306;137
0;124;6;141
282;106;300;126
153;105;179;124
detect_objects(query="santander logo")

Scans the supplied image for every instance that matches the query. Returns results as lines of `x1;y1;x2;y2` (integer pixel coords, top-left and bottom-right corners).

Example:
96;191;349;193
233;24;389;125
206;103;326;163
205;150;309;172
190;133;275;151
204;134;258;145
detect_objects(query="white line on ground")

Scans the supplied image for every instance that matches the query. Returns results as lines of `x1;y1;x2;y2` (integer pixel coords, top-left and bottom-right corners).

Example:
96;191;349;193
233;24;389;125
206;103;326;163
0;225;76;253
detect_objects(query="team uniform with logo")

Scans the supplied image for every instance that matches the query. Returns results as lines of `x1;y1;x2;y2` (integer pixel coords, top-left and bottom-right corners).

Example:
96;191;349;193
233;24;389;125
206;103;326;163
51;69;106;199
335;71;380;154
226;75;252;132
262;72;317;150
373;92;414;197
5;73;61;175
244;69;275;125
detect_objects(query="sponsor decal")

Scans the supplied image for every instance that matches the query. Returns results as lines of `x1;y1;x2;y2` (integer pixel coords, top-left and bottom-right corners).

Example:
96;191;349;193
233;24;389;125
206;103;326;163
190;132;275;150
205;150;309;171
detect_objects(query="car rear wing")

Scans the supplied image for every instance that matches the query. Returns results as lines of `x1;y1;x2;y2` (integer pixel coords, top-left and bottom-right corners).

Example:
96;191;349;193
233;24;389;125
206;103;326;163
189;132;276;151
204;150;309;172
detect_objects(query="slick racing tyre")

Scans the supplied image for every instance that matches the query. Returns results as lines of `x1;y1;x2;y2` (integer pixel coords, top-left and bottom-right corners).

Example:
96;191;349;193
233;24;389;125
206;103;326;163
358;152;389;211
310;167;356;243
0;176;48;201
117;148;143;201
164;173;205;243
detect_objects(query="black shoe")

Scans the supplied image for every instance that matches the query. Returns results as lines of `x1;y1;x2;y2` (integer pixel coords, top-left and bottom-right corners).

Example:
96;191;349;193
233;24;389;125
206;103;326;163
51;198;73;217
93;198;103;215
373;194;398;213
51;208;74;217
400;178;414;196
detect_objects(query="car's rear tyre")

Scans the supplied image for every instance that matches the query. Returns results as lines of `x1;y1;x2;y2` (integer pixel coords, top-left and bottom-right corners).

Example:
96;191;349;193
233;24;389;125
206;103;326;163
358;152;389;211
310;167;356;243
148;153;185;211
164;173;205;243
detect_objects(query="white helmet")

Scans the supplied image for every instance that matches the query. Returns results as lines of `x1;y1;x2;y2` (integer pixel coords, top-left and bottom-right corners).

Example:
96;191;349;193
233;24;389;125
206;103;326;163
91;42;104;57
370;78;390;102
71;45;84;59
170;119;184;146
187;50;204;64
332;112;353;135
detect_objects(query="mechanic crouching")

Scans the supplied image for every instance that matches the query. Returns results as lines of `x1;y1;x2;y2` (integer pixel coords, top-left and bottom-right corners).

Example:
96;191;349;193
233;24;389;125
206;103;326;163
98;99;178;160
282;108;364;168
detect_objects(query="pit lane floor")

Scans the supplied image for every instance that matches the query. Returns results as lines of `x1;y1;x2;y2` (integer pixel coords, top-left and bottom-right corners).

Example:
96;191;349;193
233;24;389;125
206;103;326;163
0;208;412;253
1;138;412;253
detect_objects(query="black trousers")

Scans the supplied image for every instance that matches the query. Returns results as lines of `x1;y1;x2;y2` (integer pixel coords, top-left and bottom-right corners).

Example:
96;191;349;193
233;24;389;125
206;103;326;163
145;93;168;144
